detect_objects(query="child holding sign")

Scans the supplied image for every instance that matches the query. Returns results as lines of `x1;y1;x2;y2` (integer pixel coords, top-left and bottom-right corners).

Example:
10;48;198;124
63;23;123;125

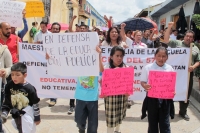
140;47;175;133
102;46;129;133
74;45;103;133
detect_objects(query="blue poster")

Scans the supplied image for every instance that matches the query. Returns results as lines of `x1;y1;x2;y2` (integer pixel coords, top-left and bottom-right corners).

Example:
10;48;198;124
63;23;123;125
75;76;99;101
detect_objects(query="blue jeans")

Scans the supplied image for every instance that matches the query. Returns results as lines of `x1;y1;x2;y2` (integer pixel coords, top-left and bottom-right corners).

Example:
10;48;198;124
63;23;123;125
75;100;98;133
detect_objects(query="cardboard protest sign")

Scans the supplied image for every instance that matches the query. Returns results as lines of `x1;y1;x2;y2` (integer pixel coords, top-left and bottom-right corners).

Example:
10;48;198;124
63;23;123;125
25;1;45;17
0;0;26;27
101;67;134;96
148;71;176;99
43;32;100;77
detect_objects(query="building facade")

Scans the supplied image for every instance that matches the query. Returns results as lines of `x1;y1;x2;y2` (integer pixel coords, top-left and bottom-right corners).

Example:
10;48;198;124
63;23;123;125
135;3;162;18
87;1;106;27
50;0;79;26
150;0;195;30
16;0;105;42
78;0;106;27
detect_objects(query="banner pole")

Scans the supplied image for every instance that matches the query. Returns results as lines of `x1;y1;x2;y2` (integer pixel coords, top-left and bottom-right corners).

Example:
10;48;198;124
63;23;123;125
184;44;192;103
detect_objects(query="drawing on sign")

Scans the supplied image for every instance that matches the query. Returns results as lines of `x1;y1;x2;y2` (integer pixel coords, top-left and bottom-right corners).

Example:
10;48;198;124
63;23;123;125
79;76;95;89
101;67;134;96
148;71;176;99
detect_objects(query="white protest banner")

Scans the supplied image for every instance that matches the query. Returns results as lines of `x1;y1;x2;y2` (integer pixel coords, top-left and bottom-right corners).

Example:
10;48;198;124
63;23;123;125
0;0;26;27
19;43;77;98
101;47;190;101
43;33;99;76
19;43;190;101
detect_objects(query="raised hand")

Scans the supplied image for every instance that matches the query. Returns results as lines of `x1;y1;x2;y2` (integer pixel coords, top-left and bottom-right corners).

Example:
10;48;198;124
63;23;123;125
168;22;174;28
73;15;77;20
121;23;126;29
96;45;102;53
22;9;26;18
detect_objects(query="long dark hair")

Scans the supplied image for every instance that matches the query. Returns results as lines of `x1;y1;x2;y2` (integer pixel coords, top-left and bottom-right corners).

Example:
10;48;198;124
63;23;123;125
109;46;125;68
106;27;122;45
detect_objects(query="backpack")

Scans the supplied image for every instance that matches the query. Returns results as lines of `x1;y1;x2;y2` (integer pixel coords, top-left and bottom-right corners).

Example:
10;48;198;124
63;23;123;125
29;28;34;38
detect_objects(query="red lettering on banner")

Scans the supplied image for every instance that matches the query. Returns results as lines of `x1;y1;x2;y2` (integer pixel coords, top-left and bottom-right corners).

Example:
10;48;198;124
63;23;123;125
133;80;140;84
133;58;143;63
146;57;155;63
101;57;110;62
127;58;143;63
127;58;132;63
40;78;76;83
134;87;141;92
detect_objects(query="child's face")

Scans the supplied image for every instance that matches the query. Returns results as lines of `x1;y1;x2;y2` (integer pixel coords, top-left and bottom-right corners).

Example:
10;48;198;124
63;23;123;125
155;50;168;67
11;71;27;84
111;50;124;67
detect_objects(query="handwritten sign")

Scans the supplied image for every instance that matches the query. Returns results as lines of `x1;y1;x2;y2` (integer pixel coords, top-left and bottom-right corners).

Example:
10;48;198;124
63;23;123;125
148;71;176;99
43;32;99;76
25;1;45;17
0;0;26;27
101;67;134;96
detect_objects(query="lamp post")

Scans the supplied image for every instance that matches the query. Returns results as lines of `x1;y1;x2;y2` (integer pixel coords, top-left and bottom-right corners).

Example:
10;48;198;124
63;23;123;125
66;0;73;23
66;0;73;9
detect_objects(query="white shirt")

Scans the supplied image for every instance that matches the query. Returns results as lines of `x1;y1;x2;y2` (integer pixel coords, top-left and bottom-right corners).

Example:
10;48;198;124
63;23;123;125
170;34;177;40
125;37;133;47
126;37;147;48
33;30;51;43
140;62;174;83
101;40;128;47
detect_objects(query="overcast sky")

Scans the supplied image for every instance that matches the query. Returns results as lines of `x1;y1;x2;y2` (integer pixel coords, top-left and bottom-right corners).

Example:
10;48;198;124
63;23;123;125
87;0;166;23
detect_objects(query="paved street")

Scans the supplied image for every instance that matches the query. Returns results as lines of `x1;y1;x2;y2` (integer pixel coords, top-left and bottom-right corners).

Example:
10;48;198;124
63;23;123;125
3;97;200;133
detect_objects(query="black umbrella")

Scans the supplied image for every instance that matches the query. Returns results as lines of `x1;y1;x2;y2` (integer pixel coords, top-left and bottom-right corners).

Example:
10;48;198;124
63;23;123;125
191;1;200;40
194;0;200;14
121;17;154;31
176;7;188;34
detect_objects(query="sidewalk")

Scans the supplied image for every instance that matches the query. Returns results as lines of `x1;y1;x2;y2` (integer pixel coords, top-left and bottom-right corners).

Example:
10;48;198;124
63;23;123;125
193;127;200;133
2;98;200;133
192;77;200;105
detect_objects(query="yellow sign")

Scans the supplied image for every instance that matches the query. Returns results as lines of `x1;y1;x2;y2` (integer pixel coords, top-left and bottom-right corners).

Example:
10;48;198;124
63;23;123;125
25;1;45;18
18;0;41;1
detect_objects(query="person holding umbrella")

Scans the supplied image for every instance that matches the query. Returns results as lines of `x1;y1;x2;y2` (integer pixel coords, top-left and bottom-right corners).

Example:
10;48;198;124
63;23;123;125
120;23;147;109
120;23;147;48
